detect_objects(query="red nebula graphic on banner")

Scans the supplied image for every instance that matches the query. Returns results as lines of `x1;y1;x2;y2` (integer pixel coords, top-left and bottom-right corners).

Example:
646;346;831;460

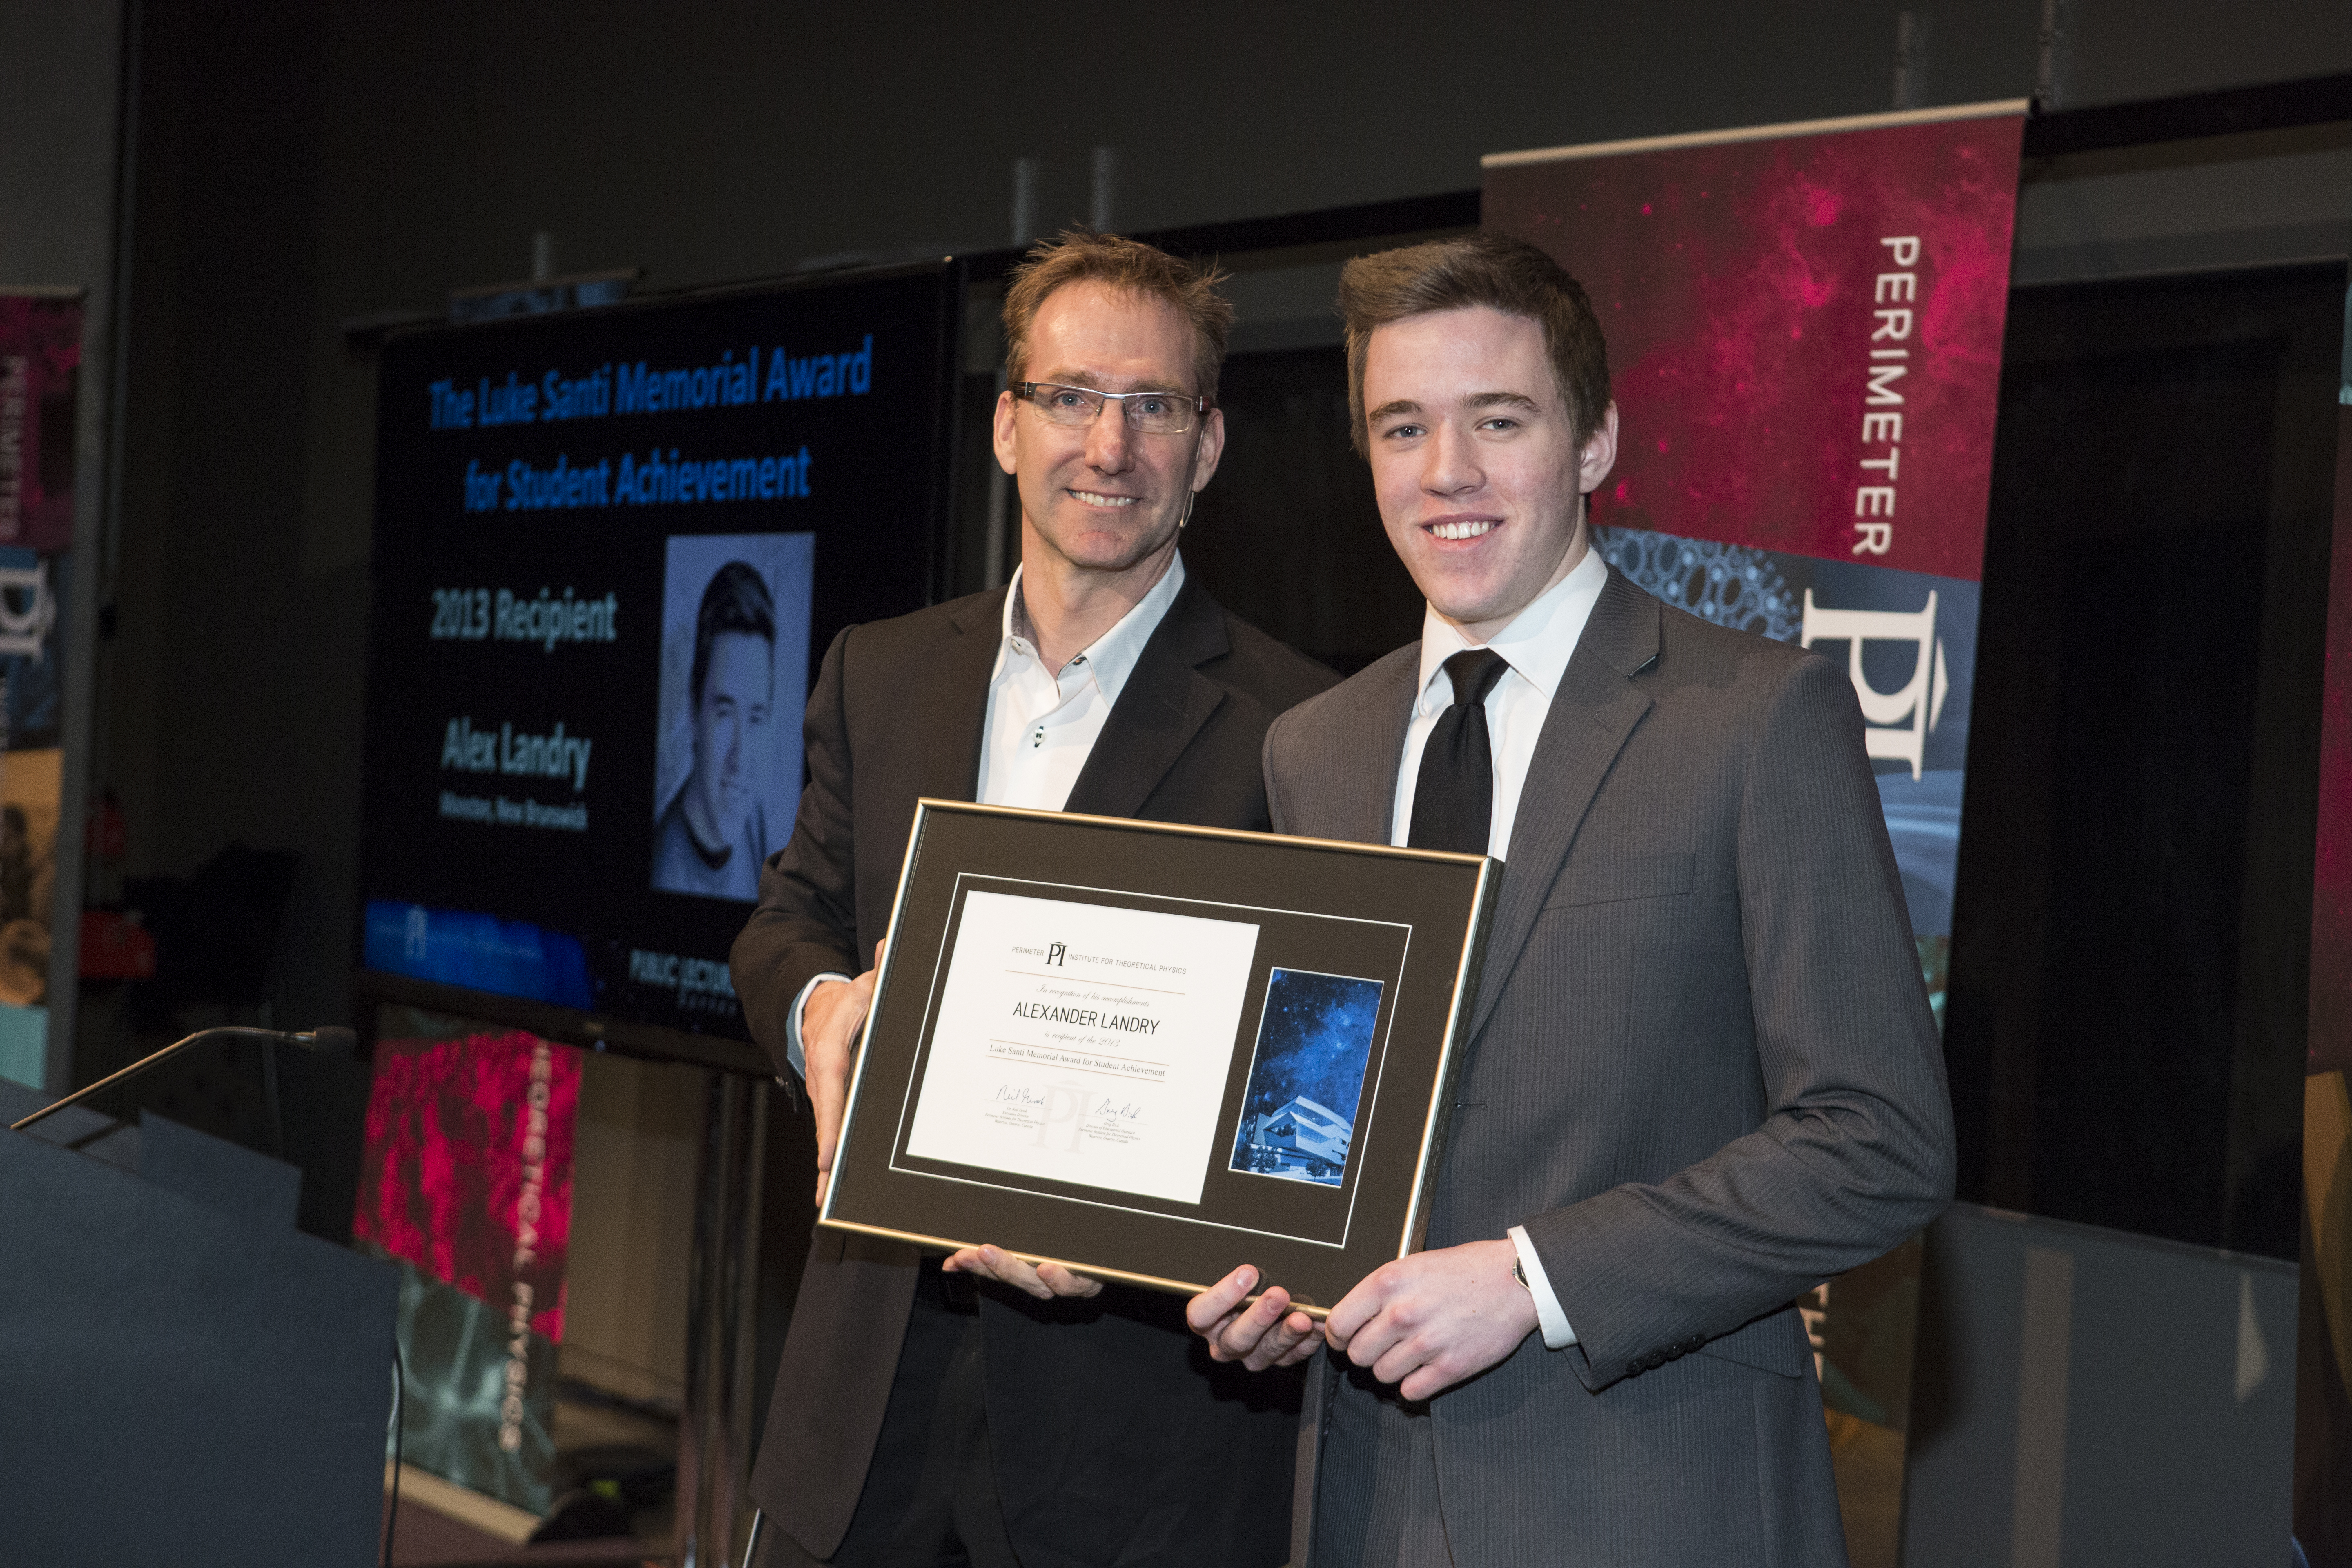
352;1027;579;1341
1484;113;2023;581
0;295;80;555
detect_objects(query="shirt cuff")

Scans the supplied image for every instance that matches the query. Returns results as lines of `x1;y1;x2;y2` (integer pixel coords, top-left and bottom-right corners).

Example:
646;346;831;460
1508;1225;1577;1350
783;971;853;1079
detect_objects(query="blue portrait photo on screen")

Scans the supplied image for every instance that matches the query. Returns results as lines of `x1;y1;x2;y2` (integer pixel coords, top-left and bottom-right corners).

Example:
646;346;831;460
1230;968;1384;1187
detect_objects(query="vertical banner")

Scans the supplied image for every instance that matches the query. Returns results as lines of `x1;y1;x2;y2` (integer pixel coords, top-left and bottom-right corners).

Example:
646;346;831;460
352;1008;582;1516
2298;272;2352;1568
0;295;76;1092
1485;102;2027;1564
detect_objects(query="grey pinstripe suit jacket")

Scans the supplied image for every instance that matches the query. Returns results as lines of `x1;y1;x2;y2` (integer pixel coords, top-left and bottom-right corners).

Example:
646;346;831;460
1265;567;1954;1567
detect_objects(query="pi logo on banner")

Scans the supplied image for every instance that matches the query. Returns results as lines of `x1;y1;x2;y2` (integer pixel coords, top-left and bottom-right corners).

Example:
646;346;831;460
1046;942;1066;967
1799;590;1950;780
0;558;55;660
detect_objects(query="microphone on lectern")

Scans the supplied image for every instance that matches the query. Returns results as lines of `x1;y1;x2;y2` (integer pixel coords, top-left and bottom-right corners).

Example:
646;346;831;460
8;1025;359;1133
304;1027;358;1059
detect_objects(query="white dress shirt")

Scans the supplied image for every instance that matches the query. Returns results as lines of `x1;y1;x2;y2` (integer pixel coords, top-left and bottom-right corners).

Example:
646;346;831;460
1388;546;1608;1352
975;556;1187;810
783;555;1189;1074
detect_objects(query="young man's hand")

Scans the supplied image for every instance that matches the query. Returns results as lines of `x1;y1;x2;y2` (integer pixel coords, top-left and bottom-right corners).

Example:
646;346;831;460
1322;1239;1538;1401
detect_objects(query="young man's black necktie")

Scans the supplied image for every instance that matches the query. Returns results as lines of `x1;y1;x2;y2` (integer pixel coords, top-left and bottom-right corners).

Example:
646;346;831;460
1407;648;1509;857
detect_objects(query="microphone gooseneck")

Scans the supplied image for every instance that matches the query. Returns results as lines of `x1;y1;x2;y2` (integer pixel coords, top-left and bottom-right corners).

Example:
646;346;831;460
8;1024;354;1133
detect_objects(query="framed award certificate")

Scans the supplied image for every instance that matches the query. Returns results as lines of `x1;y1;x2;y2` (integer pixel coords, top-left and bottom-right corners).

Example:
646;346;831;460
818;800;1495;1313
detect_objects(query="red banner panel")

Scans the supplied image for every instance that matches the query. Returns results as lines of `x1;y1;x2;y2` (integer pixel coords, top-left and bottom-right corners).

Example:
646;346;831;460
355;1025;580;1337
1486;106;2025;1567
0;294;79;555
353;1017;583;1514
1484;110;2024;582
0;292;81;1089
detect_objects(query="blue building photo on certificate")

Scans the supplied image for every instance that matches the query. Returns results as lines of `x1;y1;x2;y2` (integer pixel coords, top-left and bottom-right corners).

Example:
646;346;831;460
1229;968;1385;1187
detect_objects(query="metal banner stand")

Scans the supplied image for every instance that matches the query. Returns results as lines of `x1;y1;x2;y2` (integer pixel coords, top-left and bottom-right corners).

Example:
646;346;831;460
675;1068;769;1568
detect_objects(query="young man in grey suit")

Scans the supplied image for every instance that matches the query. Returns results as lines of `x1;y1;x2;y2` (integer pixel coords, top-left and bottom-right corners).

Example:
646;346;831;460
1189;232;1955;1565
732;231;1332;1567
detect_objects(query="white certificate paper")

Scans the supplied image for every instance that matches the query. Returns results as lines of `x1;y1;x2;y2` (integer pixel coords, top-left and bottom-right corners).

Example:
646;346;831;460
902;889;1261;1205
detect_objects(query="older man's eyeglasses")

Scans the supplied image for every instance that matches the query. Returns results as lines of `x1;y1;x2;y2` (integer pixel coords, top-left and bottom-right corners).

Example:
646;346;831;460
1017;381;1209;436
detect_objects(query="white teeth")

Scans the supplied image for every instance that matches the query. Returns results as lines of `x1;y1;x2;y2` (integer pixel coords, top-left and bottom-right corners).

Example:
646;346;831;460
1073;491;1140;508
1429;519;1497;541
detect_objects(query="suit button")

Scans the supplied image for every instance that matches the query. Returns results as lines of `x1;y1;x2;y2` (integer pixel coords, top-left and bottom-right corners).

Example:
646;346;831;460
1684;1335;1704;1352
1644;1351;1666;1370
1626;1361;1644;1379
1666;1346;1684;1361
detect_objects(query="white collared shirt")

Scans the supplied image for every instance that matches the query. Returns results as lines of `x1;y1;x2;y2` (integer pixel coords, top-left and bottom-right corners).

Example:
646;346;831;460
1387;546;1609;1353
784;555;1189;1074
1389;546;1608;859
976;556;1187;812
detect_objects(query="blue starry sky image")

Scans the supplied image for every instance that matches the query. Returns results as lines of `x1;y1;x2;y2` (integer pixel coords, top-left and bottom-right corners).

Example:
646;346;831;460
1231;969;1383;1169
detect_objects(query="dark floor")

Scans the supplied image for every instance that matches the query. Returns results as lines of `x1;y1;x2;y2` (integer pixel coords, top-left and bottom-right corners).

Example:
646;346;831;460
380;1477;664;1568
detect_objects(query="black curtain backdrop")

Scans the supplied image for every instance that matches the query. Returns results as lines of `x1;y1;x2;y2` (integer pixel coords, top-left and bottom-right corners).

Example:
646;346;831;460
1180;346;1425;677
1946;260;2347;1262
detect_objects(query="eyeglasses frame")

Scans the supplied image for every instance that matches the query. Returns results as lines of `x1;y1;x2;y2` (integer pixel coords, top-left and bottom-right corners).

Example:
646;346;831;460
1013;381;1214;434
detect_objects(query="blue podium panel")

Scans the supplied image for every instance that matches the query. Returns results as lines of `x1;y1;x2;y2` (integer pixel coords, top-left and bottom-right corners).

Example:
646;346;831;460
0;1127;398;1567
139;1111;303;1231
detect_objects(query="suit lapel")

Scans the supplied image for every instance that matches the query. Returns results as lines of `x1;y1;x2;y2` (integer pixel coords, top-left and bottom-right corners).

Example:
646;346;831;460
921;590;1009;800
1467;570;1659;1042
1063;577;1228;820
1317;648;1418;844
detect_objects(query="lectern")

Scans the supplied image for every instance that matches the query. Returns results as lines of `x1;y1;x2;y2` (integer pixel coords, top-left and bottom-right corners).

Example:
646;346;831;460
0;1107;399;1565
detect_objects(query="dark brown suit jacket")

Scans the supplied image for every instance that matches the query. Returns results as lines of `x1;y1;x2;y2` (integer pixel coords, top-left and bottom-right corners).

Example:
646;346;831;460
733;575;1334;1566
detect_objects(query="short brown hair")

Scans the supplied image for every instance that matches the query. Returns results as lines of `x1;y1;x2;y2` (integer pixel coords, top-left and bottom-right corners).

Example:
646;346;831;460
1002;229;1234;405
1336;231;1611;457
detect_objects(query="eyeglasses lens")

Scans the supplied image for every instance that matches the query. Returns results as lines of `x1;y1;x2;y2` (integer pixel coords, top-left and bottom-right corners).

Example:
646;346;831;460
1026;384;1196;434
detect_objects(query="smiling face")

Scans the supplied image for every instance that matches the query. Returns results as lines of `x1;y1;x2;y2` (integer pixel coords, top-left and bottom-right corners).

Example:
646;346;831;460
1362;305;1618;643
992;279;1225;582
689;629;771;843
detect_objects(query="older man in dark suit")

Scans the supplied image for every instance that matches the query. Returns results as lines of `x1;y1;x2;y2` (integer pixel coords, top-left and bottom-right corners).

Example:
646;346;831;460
1189;232;1954;1565
733;231;1332;1568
